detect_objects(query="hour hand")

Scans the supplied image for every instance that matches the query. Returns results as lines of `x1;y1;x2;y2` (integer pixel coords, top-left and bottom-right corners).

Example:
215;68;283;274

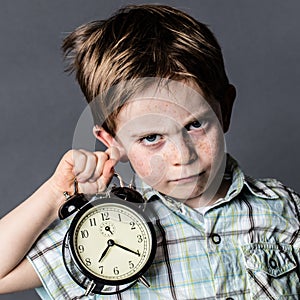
114;242;140;256
98;239;114;262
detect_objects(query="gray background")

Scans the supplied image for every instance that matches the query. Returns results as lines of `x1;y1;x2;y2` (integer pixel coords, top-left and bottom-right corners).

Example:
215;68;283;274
0;0;299;299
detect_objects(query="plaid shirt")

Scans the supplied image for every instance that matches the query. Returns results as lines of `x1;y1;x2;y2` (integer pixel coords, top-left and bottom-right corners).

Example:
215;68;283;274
27;155;300;299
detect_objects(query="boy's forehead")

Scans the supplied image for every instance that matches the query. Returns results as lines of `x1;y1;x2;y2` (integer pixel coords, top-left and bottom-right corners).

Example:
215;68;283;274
130;80;204;103
123;80;216;116
115;79;221;133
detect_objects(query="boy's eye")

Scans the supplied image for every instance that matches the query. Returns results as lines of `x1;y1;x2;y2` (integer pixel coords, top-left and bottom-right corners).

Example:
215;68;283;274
140;134;162;145
186;120;203;131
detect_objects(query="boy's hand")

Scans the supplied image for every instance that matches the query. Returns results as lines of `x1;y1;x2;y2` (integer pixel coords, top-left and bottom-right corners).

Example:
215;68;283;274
48;147;120;200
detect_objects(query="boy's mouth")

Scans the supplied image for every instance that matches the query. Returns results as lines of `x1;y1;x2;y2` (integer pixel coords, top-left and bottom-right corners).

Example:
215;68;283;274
169;171;205;184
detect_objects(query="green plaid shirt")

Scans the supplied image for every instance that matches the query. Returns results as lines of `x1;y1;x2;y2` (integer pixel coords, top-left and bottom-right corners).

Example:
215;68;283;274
27;155;300;299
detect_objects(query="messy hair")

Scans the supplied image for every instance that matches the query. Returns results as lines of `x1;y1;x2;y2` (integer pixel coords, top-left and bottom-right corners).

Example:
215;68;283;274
62;4;229;135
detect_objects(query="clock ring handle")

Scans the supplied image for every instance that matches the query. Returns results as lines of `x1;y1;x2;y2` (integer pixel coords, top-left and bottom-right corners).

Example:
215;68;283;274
113;173;125;187
111;173;145;204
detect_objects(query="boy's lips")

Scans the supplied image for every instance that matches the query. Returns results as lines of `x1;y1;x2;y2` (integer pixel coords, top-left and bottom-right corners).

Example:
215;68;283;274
168;171;205;184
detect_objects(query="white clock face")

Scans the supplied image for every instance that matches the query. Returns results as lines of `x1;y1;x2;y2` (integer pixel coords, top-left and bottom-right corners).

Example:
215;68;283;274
72;202;153;282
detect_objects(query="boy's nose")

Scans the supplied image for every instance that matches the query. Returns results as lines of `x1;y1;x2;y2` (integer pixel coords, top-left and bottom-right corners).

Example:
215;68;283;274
171;132;197;166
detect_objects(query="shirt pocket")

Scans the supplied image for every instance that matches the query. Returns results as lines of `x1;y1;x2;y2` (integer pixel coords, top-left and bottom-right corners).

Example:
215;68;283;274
241;242;300;299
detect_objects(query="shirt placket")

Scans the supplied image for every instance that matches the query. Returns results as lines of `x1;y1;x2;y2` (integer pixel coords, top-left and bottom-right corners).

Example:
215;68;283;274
173;207;218;299
174;205;252;300
203;208;252;300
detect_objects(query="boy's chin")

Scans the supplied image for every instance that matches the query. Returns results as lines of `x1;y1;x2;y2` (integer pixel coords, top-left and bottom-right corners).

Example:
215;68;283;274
160;183;206;203
159;177;224;206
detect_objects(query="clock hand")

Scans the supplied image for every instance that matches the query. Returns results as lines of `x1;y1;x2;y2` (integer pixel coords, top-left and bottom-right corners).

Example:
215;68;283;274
114;242;140;256
98;239;115;262
104;225;114;235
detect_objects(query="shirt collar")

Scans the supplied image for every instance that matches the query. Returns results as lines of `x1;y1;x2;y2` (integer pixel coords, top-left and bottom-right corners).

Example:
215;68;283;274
138;154;279;212
218;154;279;203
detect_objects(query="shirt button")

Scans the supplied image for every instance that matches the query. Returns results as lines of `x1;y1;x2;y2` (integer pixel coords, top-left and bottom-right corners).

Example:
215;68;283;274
269;258;278;269
211;233;221;244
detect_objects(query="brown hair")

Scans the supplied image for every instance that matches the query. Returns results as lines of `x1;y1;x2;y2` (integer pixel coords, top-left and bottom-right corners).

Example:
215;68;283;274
62;4;229;135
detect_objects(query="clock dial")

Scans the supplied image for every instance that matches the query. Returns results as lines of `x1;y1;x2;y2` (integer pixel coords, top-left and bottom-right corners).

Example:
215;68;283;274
71;202;153;283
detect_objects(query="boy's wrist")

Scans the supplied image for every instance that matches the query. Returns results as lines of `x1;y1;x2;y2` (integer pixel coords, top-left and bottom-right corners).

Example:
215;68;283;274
43;178;69;218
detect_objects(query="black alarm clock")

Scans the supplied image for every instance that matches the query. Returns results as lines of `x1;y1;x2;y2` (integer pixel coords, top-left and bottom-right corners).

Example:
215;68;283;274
59;175;157;296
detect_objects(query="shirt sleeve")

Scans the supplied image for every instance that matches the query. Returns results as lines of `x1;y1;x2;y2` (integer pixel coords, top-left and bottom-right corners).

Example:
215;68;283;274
26;218;87;300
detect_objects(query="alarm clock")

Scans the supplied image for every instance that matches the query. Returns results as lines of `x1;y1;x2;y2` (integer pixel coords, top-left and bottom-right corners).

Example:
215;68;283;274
59;176;157;296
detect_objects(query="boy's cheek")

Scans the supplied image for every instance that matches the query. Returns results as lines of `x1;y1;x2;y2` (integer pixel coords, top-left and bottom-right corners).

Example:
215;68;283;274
129;153;168;186
199;130;225;159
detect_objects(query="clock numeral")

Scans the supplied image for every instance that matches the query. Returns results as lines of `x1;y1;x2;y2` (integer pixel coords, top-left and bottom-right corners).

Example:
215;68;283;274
81;230;89;238
130;221;136;230
101;212;110;221
99;265;104;274
89;217;97;227
78;245;85;253
129;260;134;269
113;266;120;275
85;258;91;266
137;234;143;243
118;213;122;222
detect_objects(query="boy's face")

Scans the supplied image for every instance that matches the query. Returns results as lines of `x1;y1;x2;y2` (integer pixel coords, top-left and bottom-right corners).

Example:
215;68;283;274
108;80;230;206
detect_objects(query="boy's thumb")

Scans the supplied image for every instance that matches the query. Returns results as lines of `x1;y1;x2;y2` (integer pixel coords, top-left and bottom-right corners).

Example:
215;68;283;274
105;146;121;164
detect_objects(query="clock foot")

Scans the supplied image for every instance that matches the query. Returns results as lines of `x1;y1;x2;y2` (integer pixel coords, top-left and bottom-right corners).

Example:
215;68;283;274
84;280;96;296
138;276;151;288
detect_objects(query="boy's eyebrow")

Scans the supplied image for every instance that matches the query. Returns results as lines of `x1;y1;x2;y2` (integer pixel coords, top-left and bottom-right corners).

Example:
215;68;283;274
125;107;217;139
182;107;216;125
128;125;172;139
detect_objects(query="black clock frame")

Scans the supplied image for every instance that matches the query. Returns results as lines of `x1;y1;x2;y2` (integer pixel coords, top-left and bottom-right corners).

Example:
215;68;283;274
63;194;157;294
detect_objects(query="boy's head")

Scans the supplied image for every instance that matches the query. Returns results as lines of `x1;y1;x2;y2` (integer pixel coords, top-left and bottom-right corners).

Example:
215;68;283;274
63;4;235;136
65;4;236;205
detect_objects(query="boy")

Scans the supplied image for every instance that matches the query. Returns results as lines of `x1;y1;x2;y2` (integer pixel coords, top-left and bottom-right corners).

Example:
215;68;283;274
0;4;299;300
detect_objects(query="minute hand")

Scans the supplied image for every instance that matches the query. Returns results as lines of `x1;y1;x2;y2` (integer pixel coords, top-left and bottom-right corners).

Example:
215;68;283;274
114;242;140;256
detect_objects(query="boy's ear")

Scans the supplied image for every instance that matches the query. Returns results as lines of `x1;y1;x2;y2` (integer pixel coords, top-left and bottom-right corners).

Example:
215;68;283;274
220;84;236;133
93;125;128;162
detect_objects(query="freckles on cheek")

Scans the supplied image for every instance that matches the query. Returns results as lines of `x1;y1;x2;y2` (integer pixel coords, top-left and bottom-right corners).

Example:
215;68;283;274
200;142;212;156
128;149;153;178
129;151;168;186
195;139;213;160
195;131;224;161
130;156;150;177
